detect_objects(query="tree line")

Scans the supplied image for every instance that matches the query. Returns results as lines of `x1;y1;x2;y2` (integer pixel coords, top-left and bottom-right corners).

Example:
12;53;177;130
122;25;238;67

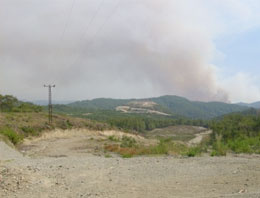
209;112;260;154
107;116;208;132
0;94;42;113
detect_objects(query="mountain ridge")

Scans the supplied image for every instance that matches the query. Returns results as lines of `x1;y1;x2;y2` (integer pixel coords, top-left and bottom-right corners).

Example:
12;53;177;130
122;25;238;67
63;95;248;120
236;101;260;109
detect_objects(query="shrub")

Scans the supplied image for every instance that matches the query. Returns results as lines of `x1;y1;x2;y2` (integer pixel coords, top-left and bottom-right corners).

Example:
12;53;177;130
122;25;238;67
227;136;260;154
211;142;228;156
66;120;73;128
59;119;74;129
121;153;133;158
0;128;23;145
150;139;169;155
104;153;112;158
120;136;137;148
185;146;202;157
20;126;38;136
108;135;119;142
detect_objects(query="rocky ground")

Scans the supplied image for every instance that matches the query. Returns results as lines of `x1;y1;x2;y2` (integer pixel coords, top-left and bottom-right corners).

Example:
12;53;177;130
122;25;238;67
1;129;260;198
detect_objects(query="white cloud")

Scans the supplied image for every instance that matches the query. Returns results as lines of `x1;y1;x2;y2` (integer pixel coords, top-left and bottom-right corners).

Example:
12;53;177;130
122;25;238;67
220;73;260;103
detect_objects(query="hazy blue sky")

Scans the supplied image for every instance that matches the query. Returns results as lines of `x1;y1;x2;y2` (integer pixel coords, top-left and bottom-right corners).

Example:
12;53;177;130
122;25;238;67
215;27;260;75
1;0;260;103
214;25;260;102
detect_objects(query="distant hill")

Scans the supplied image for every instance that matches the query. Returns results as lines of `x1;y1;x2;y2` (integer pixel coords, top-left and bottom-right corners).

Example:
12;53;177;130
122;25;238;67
236;101;260;109
150;95;248;119
69;98;132;110
32;100;75;106
58;95;248;120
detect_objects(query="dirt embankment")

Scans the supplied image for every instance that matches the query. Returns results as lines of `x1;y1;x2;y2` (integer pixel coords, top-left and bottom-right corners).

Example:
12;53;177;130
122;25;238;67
1;129;260;198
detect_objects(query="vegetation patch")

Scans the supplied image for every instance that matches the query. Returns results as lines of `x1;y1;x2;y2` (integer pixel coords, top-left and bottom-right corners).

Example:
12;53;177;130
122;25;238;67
227;136;260;154
0;94;42;113
146;126;206;142
20;126;39;136
0;128;23;145
104;153;112;158
120;136;137;148
108;135;120;142
185;146;203;157
104;137;202;158
209;113;260;155
0;111;112;146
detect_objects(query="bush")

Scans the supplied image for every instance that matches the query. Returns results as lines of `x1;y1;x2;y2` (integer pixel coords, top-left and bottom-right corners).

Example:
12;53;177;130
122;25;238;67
66;120;73;128
150;139;169;155
59;119;74;129
121;153;133;158
104;153;112;158
227;137;260;154
85;121;109;131
108;135;120;142
20;126;38;136
120;136;137;148
0;128;23;145
211;141;228;156
185;146;202;157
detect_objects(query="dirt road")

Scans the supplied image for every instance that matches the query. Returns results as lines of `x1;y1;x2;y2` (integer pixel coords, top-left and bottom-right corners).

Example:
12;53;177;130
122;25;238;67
188;130;212;145
1;129;260;198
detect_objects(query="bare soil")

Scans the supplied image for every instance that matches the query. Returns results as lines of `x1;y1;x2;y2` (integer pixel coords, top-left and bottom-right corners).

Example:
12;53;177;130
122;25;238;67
1;129;260;198
146;126;208;142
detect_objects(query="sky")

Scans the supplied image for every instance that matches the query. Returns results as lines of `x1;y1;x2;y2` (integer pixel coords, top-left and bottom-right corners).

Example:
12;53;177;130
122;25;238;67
1;0;260;103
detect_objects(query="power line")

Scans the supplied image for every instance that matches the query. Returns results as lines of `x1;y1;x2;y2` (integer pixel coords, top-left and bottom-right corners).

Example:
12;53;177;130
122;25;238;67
50;0;105;69
77;0;105;43
50;0;77;67
48;0;121;74
59;0;77;42
68;0;121;68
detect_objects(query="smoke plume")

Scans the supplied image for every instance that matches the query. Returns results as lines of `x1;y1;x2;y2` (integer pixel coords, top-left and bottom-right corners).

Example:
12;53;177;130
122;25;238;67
1;0;260;101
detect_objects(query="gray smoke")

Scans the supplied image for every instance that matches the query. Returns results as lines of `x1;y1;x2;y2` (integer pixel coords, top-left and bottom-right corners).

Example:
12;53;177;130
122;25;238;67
0;0;232;101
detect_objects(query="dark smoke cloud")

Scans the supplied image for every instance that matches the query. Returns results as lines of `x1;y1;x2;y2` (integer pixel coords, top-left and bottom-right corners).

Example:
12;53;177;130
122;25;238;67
1;0;258;101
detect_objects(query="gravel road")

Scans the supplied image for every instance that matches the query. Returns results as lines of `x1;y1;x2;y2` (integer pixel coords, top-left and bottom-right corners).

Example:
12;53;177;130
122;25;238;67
1;129;260;198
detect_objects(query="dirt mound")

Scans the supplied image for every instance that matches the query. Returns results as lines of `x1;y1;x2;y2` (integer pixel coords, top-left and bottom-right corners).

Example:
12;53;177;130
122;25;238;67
0;141;23;161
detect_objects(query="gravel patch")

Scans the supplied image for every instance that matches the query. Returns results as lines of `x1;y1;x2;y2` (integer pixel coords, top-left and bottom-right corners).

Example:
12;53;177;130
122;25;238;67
1;130;260;198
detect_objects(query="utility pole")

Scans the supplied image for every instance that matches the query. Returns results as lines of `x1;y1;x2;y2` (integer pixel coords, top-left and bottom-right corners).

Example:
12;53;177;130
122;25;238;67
44;84;55;124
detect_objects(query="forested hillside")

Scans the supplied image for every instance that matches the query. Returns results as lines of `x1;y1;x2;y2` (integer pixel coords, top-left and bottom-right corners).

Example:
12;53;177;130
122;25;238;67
69;98;132;110
237;101;260;109
151;95;248;119
55;95;248;120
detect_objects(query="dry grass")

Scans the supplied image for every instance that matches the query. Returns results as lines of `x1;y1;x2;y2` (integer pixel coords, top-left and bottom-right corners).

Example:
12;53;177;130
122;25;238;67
22;129;93;144
104;137;194;158
145;125;207;142
0;112;111;145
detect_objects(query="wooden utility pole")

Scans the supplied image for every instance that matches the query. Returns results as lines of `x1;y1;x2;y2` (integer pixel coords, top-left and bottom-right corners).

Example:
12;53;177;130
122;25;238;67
44;85;55;124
